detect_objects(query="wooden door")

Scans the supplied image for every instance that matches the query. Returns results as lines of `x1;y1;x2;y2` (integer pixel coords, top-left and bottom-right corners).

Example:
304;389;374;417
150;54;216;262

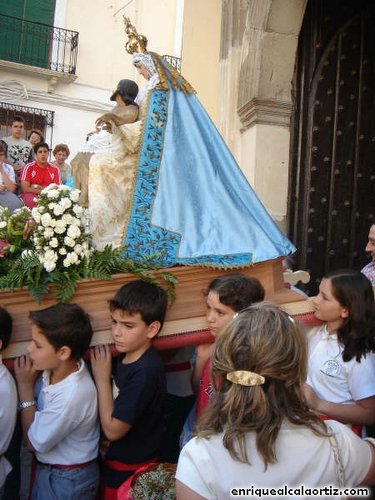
288;0;375;294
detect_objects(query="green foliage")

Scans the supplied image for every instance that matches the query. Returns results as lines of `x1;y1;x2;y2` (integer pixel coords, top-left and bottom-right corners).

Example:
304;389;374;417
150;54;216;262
0;245;177;304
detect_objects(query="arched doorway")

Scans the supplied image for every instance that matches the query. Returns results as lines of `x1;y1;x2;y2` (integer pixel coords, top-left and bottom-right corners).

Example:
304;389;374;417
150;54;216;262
288;0;375;294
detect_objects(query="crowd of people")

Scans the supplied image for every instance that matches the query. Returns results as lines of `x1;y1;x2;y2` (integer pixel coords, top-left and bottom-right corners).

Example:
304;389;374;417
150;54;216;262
0;115;72;211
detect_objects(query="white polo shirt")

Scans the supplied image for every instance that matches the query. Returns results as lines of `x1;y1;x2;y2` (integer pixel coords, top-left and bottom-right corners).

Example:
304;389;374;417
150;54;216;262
0;355;17;488
28;359;99;465
306;324;375;403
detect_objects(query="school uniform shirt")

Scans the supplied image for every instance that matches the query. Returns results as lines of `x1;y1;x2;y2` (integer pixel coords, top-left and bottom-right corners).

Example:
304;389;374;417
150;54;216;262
176;420;372;500
0;355;17;488
306;324;375;403
28;359;99;465
20;161;61;187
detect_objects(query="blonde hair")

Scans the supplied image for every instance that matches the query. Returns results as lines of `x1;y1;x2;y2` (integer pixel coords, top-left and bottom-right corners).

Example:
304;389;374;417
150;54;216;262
197;301;327;467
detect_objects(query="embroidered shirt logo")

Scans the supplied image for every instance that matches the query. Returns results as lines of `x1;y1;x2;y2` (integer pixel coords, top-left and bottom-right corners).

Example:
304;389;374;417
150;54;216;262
320;359;341;377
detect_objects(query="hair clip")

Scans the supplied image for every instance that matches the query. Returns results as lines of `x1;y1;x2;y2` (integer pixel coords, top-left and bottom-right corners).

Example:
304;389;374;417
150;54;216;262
226;370;265;387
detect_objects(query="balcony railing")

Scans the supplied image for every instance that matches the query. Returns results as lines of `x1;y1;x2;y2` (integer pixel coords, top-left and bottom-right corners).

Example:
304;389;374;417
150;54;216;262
0;14;79;75
163;55;181;72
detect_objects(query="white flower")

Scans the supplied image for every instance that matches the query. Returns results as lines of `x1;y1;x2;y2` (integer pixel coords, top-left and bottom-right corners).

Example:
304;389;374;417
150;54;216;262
41;213;52;227
74;244;83;255
46;189;59;200
53;205;64;216
67;225;81;239
62;213;73;225
73;205;83;216
67;251;79;264
49;237;59;248
44;249;58;262
71;217;81;227
43;261;56;272
43;228;54;238
70;190;80;203
64;236;75;247
48;202;56;210
60;198;72;210
0;221;6;229
63;255;72;267
32;211;41;223
43;183;59;192
59;247;67;255
54;220;67;234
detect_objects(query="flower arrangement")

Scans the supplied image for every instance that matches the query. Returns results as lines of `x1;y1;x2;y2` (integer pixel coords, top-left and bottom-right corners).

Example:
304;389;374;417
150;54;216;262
0;205;33;258
31;184;92;272
0;184;177;303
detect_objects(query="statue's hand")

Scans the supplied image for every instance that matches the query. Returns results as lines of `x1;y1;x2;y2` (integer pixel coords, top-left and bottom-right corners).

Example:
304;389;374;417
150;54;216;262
95;115;113;133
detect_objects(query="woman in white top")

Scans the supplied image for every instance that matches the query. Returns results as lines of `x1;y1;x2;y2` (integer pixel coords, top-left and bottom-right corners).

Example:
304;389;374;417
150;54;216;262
176;302;375;500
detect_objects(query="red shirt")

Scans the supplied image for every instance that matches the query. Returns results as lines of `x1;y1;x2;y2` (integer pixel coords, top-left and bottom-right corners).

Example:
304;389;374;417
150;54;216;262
20;161;61;187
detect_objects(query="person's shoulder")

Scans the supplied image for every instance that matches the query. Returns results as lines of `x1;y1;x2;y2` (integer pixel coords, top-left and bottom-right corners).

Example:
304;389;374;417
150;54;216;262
305;324;324;342
143;346;164;367
48;162;60;171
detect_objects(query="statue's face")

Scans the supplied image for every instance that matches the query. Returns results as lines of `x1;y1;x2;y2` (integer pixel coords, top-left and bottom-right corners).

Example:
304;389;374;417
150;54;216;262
135;63;151;81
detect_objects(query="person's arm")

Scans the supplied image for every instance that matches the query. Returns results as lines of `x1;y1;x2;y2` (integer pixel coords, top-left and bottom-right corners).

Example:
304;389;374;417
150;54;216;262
95;106;139;132
0;164;16;192
20;180;43;195
191;344;213;393
176;480;207;500
14;355;40;452
90;345;131;441
304;384;375;425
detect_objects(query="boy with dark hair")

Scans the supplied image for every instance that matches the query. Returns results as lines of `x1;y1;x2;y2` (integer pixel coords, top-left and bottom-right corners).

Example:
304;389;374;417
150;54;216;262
90;280;168;500
20;141;61;208
0;307;17;497
14;303;100;500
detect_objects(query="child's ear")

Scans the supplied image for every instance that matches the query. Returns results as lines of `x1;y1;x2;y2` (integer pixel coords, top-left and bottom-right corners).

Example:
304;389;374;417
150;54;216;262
341;308;349;319
58;345;72;361
147;321;161;339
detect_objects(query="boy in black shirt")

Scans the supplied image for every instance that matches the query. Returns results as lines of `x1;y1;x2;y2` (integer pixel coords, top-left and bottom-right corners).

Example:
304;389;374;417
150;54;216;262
90;280;167;499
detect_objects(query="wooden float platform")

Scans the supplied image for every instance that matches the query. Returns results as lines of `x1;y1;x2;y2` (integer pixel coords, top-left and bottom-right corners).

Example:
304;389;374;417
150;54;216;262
1;257;317;360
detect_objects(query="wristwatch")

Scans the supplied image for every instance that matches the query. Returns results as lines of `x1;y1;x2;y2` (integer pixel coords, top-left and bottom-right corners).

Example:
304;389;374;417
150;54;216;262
18;400;36;411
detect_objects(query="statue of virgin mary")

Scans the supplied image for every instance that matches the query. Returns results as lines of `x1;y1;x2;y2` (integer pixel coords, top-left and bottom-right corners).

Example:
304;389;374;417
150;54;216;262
88;17;296;268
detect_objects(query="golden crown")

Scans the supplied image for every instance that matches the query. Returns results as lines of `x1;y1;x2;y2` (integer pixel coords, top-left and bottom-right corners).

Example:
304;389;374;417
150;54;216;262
123;16;148;54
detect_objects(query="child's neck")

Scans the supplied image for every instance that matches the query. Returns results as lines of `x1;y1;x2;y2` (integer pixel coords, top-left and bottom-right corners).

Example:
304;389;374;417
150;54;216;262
326;319;343;334
50;359;79;384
